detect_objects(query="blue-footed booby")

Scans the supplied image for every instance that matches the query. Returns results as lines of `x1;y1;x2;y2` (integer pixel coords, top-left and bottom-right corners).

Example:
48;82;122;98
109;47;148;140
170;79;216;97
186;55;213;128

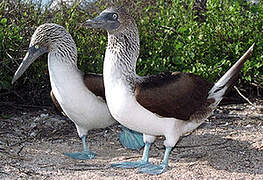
85;7;254;174
12;23;144;160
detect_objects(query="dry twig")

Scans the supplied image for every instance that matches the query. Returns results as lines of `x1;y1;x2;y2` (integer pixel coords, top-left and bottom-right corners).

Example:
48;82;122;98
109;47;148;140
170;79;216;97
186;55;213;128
234;86;255;107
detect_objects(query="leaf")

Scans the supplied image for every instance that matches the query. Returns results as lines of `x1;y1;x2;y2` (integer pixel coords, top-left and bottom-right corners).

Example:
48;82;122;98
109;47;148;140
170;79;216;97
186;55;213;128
178;27;188;33
175;42;183;50
1;18;7;25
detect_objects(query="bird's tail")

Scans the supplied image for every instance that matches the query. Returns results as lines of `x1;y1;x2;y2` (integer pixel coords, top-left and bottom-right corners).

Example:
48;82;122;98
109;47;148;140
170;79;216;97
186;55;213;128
208;43;255;108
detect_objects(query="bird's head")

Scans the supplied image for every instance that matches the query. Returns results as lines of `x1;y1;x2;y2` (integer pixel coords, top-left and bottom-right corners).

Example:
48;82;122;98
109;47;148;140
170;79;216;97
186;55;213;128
12;23;76;84
84;6;135;34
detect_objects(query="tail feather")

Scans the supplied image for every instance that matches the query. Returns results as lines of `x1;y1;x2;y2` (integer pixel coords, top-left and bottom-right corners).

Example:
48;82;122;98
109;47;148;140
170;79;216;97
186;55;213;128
208;43;255;107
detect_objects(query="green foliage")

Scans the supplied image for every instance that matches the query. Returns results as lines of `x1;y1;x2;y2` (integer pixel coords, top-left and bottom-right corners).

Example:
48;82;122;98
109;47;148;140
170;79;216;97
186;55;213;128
0;0;262;92
136;0;263;85
0;0;51;90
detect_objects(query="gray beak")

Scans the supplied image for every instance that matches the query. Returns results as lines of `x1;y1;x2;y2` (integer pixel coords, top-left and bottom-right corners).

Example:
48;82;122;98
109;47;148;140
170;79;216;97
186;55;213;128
84;15;108;29
84;13;120;31
12;46;48;84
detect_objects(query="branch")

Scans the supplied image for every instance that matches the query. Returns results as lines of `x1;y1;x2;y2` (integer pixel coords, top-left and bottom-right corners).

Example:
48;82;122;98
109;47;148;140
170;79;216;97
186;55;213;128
234;86;255;107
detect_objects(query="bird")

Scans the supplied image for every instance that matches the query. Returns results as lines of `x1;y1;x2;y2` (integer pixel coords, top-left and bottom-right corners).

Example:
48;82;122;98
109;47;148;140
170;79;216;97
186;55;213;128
85;7;254;174
12;23;144;160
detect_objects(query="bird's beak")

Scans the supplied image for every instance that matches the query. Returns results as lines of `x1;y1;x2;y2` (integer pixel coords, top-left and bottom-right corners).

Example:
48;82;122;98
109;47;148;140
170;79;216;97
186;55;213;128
83;13;120;31
12;46;48;84
84;14;108;29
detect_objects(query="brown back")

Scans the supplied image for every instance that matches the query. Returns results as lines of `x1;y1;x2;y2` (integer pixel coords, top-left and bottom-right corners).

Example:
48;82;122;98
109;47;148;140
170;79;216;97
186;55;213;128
135;72;214;121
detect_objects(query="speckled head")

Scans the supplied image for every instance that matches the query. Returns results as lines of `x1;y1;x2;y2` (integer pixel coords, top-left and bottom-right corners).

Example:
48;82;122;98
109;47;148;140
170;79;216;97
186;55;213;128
29;23;77;58
85;6;135;34
12;23;77;84
85;6;140;82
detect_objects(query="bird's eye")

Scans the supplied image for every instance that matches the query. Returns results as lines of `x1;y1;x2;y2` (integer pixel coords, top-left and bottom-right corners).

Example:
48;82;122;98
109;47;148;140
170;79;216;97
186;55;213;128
35;44;39;49
112;13;118;20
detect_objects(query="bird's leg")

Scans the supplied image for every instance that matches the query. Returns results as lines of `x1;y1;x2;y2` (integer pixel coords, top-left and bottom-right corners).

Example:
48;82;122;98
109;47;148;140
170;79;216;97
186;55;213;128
139;146;172;175
64;135;96;160
111;142;151;169
138;123;180;175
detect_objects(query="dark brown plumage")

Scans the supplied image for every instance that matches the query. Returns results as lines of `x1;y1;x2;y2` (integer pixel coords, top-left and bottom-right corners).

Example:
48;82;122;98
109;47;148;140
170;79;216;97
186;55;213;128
134;44;254;121
135;72;214;121
83;73;105;100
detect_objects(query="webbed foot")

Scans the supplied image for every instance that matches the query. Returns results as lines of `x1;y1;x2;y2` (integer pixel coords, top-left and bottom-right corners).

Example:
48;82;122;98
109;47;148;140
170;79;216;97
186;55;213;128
64;150;96;160
111;160;150;169
64;135;96;160
119;126;144;150
139;163;168;175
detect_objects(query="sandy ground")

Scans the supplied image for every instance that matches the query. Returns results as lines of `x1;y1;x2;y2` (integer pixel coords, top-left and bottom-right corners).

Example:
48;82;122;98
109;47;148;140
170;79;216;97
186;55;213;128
1;100;263;180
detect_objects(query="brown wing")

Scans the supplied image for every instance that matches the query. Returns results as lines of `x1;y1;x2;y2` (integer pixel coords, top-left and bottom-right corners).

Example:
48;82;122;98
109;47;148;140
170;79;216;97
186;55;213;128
83;73;105;100
50;73;106;116
135;72;214;121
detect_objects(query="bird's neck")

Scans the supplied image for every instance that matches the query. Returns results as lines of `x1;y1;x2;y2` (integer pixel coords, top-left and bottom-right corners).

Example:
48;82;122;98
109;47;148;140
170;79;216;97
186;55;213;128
48;52;83;92
104;27;140;90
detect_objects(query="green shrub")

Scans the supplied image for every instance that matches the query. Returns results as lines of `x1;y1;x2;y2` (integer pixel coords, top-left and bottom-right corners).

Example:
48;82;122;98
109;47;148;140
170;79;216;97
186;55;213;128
136;0;263;85
0;0;262;94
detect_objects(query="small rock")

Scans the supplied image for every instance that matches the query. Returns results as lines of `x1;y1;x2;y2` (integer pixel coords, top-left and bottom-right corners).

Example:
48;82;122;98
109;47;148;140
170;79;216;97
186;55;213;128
40;113;49;118
34;117;40;122
46;149;51;153
258;107;263;114
30;122;37;128
246;124;252;128
30;132;37;137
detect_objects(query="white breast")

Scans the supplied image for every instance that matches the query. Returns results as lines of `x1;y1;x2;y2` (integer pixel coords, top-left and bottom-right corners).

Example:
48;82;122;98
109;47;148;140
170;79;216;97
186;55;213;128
103;51;177;136
48;53;115;137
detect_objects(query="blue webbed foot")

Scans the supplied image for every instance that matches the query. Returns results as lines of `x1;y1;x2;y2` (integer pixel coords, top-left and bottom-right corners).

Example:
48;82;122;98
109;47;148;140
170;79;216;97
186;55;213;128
111;160;150;169
139;163;168;175
112;142;152;169
64;135;96;160
64;150;96;160
139;146;172;174
119;126;144;150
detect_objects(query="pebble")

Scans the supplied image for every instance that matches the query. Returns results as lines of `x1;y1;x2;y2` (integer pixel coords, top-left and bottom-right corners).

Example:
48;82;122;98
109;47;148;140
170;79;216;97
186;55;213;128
30;132;37;137
40;114;49;118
